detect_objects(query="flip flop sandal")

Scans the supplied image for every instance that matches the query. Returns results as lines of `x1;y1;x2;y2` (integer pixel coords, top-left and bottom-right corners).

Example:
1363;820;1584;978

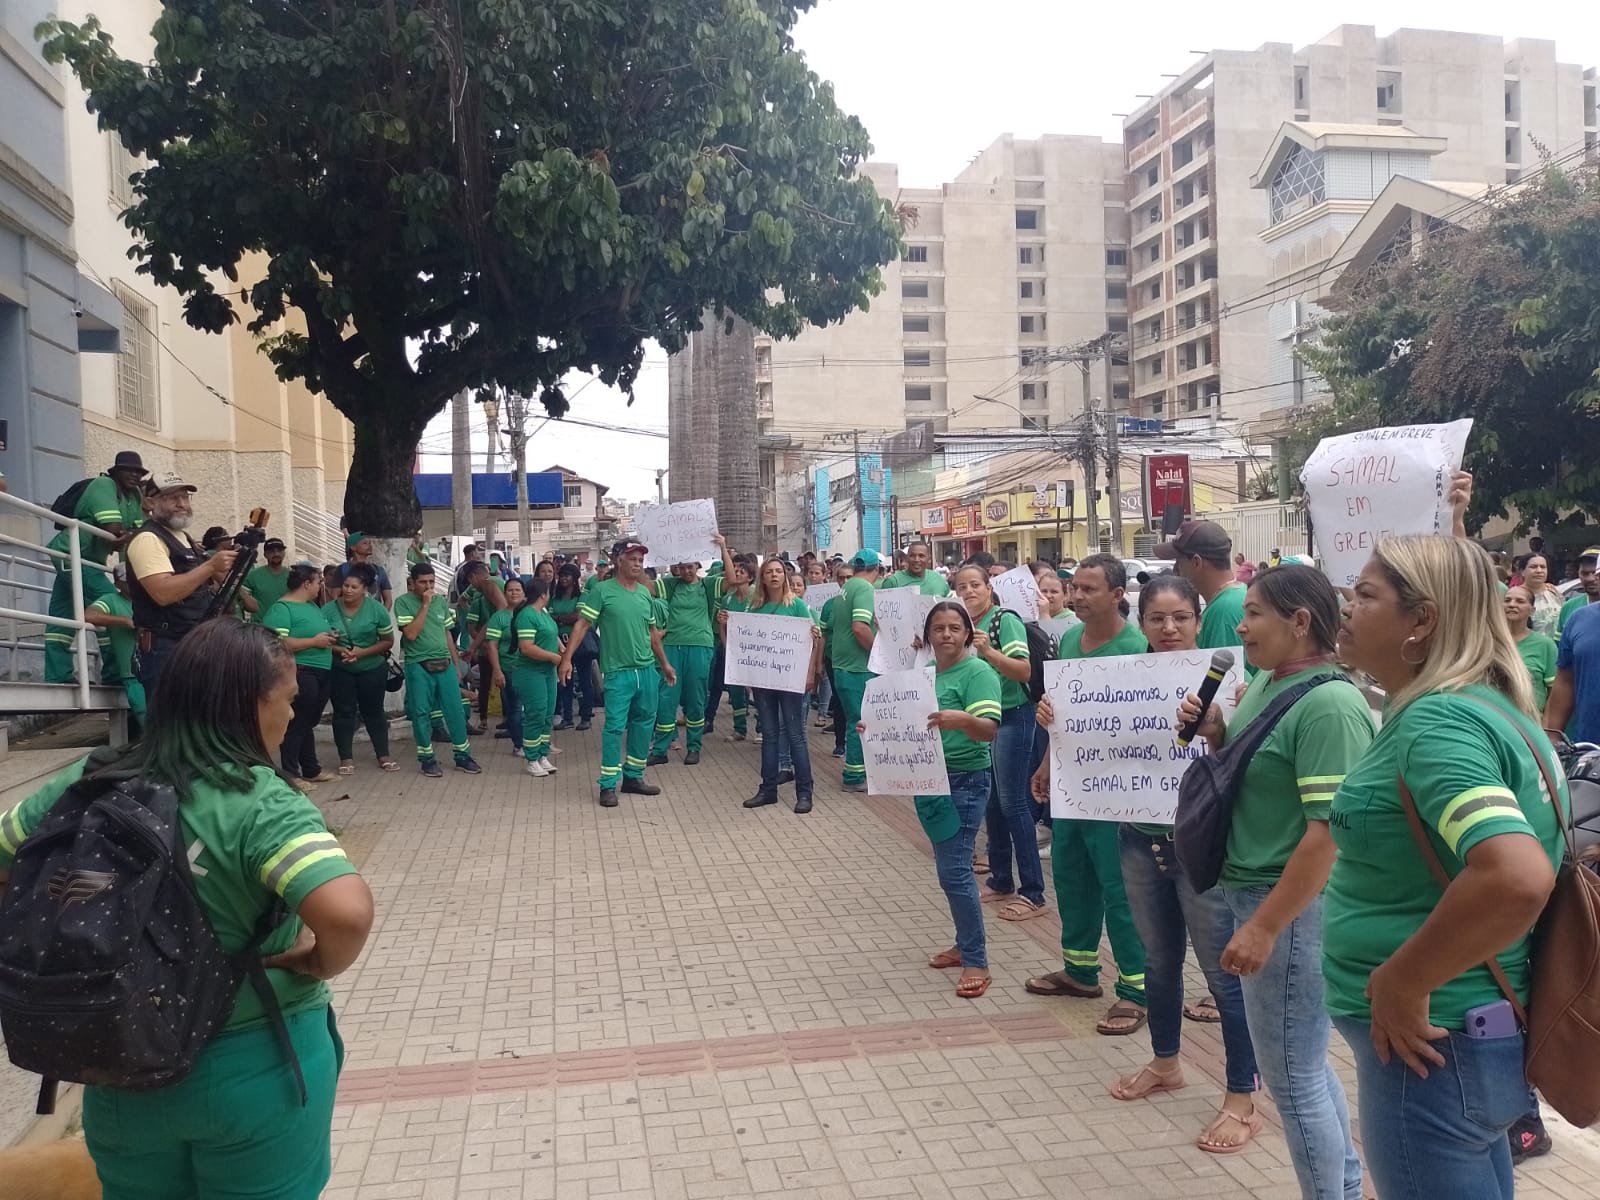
979;885;1016;904
997;898;1047;923
337;765;355;777
379;760;401;772
1184;995;1223;1023
1108;1065;1188;1102
955;974;992;999
1096;1000;1149;1037
1024;971;1104;999
1196;1107;1265;1156
927;948;963;970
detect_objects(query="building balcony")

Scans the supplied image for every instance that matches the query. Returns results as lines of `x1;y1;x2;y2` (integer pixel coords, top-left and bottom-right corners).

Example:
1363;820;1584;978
1173;360;1220;390
1125;133;1163;172
1171;276;1218;308
1128;175;1163;210
1170;146;1213;187
1130;255;1166;288
1172;232;1214;265
1169;98;1212;140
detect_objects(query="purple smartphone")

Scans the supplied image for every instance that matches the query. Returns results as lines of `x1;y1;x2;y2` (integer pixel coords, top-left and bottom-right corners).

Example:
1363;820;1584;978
1464;999;1520;1038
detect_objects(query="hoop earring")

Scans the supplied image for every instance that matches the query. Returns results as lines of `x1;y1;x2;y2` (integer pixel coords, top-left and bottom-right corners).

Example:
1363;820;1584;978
1400;635;1427;666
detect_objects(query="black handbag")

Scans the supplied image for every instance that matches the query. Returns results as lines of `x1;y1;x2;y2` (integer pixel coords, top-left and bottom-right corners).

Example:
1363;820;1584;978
1173;673;1345;891
385;657;405;693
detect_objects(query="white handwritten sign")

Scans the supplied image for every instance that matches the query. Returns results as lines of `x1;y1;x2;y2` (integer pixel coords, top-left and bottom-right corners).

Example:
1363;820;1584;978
1045;648;1244;823
868;586;937;675
861;668;948;796
991;565;1041;623
635;499;720;569
802;581;841;615
723;611;813;694
1299;419;1473;588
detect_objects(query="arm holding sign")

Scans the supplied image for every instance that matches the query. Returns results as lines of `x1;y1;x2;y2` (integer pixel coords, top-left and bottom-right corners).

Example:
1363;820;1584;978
973;614;1030;684
1448;470;1471;540
929;709;997;741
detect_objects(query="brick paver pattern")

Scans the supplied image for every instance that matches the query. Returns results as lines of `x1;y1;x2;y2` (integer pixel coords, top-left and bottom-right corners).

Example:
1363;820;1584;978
318;721;1600;1199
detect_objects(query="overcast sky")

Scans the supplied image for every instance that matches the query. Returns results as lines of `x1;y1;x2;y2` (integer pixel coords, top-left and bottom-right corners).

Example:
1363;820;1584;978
418;1;1591;504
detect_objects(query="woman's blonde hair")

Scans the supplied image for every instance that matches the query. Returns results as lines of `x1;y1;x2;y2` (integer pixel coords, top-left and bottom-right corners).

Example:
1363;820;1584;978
757;557;795;606
1371;535;1533;717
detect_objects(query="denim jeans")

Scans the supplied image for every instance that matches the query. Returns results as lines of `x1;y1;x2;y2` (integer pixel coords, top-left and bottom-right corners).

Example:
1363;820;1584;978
1120;828;1255;1093
984;704;1045;906
931;770;992;969
1224;887;1362;1200
557;644;596;722
1334;1017;1524;1200
814;669;833;719
753;688;812;798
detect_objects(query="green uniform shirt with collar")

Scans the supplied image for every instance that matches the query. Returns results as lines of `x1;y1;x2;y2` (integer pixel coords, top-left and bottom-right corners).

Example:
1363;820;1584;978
750;596;815;622
934;655;1003;772
1220;665;1374;890
1198;581;1246;649
1056;620;1147;661
394;591;456;663
972;602;1031;711
47;474;142;566
878;569;951;597
1559;592;1595;633
89;592;137;679
242;565;292;621
322;596;394;673
577;577;661;673
655;575;718;647
0;758;359;1032
830;575;877;674
263;599;338;669
511;604;561;674
1515;631;1558;712
1324;685;1565;1026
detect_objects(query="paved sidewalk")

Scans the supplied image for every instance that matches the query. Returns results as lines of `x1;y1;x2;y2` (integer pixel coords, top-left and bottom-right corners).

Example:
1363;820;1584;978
314;720;1600;1200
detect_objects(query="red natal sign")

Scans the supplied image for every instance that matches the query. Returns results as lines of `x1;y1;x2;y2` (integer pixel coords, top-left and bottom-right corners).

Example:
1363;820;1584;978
1143;454;1192;530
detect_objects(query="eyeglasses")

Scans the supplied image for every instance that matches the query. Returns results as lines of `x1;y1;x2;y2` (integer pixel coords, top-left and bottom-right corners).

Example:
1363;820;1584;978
1143;611;1197;628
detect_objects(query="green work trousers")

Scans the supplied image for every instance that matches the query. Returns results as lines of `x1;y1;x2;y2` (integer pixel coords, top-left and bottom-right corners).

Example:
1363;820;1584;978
599;665;659;790
82;1005;343;1200
514;667;557;762
652;643;712;755
404;660;469;761
833;668;871;786
1052;817;1147;1004
44;564;113;682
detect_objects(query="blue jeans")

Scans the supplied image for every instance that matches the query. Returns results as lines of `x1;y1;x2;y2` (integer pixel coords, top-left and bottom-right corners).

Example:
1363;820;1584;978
557;644;596;722
1334;1018;1523;1200
1224;887;1362;1200
753;688;811;798
984;704;1045;907
1120;828;1256;1093
932;770;992;969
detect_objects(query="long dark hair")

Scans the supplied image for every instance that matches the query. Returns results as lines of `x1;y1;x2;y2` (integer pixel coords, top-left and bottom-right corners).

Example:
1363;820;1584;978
125;620;294;799
1137;574;1200;621
923;599;975;648
554;564;581;599
1248;564;1341;653
286;562;320;594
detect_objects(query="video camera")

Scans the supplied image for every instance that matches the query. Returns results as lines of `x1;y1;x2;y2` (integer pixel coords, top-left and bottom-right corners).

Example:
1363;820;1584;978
205;508;270;620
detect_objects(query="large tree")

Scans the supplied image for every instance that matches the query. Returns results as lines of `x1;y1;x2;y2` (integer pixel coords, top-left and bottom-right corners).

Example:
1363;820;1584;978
40;0;901;539
1297;161;1600;535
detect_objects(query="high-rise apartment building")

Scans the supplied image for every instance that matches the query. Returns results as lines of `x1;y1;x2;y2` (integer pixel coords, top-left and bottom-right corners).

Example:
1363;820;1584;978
1122;25;1595;435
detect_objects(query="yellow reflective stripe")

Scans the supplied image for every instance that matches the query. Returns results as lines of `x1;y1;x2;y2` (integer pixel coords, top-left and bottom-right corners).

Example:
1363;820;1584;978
274;848;349;896
259;832;339;889
851;609;874;622
966;702;1002;719
1437;787;1526;854
1062;949;1100;965
0;803;29;856
1002;641;1028;657
1296;774;1344;802
90;508;122;523
270;625;290;637
577;603;601;622
395;614;415;626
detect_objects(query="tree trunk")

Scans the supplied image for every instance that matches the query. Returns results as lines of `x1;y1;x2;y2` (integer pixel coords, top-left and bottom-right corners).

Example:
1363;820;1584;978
715;316;760;551
450;389;473;539
343;406;430;540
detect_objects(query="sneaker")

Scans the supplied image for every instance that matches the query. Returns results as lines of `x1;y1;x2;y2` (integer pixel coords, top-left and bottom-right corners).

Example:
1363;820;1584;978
831;746;845;758
599;788;619;808
1509;1117;1553;1165
494;729;512;739
420;759;444;778
577;719;592;731
291;779;316;794
724;731;746;742
525;759;550;778
538;757;558;773
620;778;662;796
455;755;483;775
646;752;670;767
552;719;574;732
683;750;701;766
842;781;867;794
510;742;523;756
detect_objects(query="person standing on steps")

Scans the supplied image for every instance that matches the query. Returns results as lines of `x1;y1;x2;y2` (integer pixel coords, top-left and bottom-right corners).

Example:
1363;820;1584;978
878;540;951;597
1026;554;1149;1036
394;561;482;778
240;538;291;623
560;540;673;808
832;549;885;793
648;551;719;768
335;533;394;607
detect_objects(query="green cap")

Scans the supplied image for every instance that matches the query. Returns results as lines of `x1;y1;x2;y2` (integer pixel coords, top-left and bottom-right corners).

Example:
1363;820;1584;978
850;549;890;570
345;531;366;550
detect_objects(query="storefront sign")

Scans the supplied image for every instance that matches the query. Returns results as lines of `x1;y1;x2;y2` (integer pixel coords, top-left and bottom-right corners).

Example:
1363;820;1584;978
920;504;950;534
985;498;1010;524
950;507;972;537
1142;454;1193;532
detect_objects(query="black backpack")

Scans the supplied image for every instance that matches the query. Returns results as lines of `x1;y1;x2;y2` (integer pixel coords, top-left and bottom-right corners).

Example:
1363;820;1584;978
48;477;94;529
1173;674;1347;891
987;609;1058;704
0;751;303;1112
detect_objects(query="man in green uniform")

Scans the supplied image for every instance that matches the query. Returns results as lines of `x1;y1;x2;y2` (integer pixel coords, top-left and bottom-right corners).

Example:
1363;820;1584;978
648;556;719;766
83;569;146;727
44;450;148;681
1157;520;1249;656
394;562;481;778
239;537;291;623
832;549;886;792
710;552;755;739
877;539;950;597
561;540;674;808
1025;554;1148;1030
1558;547;1600;633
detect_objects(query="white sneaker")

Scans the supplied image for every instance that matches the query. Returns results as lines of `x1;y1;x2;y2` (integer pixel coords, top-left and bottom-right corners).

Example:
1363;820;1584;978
539;757;558;773
524;760;549;778
510;743;523;756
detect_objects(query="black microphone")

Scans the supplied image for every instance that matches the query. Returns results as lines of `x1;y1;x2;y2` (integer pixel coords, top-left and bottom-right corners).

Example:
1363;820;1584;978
1175;649;1236;748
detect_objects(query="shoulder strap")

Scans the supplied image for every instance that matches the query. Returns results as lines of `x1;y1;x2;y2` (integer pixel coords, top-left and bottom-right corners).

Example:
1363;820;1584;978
1225;673;1342;751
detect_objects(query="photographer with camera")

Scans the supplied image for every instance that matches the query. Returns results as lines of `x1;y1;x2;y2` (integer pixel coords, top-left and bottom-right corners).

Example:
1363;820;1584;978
126;472;236;696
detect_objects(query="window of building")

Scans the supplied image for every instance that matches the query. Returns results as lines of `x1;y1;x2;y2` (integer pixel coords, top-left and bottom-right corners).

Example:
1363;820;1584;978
563;484;584;508
1146;164;1159;188
902;280;929;299
903;315;930;333
1148;280;1161;301
1015;209;1039;231
1020;349;1044;368
1018;247;1034;264
1148;242;1161;263
1294;66;1309;112
1107;315;1129;333
1020;315;1044;334
905;385;932;403
1019;281;1034;299
1268;143;1326;224
1106;282;1127;302
107;135;139;208
1151;394;1165;417
904;350;931;368
1148;203;1161;224
1020;382;1049;403
113;282;158;428
1112;382;1130;401
1105;247;1127;267
906;244;929;263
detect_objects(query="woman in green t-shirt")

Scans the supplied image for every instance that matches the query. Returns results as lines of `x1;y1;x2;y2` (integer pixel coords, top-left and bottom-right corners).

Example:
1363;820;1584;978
485;577;528;757
1504;584;1558;712
511;577;564;777
1327;536;1564;1198
324;567;398;775
551;564;596;730
264;564;341;792
1179;564;1370;1197
904;601;1001;999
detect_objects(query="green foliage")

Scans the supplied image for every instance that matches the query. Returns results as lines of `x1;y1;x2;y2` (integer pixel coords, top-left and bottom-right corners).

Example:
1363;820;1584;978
39;1;902;531
1297;162;1600;535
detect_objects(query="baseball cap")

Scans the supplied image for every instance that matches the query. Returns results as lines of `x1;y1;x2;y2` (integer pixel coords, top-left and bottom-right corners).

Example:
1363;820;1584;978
1155;520;1232;561
263;537;286;551
147;471;196;495
345;530;367;549
615;539;649;557
850;549;890;570
1580;547;1600;563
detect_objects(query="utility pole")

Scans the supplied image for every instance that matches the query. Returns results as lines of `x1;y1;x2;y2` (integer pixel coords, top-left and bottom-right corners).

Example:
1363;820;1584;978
504;386;532;567
1077;364;1099;555
1104;349;1125;552
852;429;865;550
654;468;668;504
450;388;473;540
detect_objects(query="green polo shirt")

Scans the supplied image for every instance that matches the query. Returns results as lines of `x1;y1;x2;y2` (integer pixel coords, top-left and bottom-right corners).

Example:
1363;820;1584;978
751;596;815;622
322;596;394;674
577;578;660;673
1559;592;1595;634
878;570;951;597
1220;666;1374;890
511;605;561;674
47;475;141;567
655;575;718;648
972;602;1031;712
1515;631;1558;712
263;599;337;670
934;655;1003;772
241;565;292;621
394;592;456;664
830;576;877;675
0;758;358;1032
89;592;136;680
1325;687;1565;1027
1057;621;1147;661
